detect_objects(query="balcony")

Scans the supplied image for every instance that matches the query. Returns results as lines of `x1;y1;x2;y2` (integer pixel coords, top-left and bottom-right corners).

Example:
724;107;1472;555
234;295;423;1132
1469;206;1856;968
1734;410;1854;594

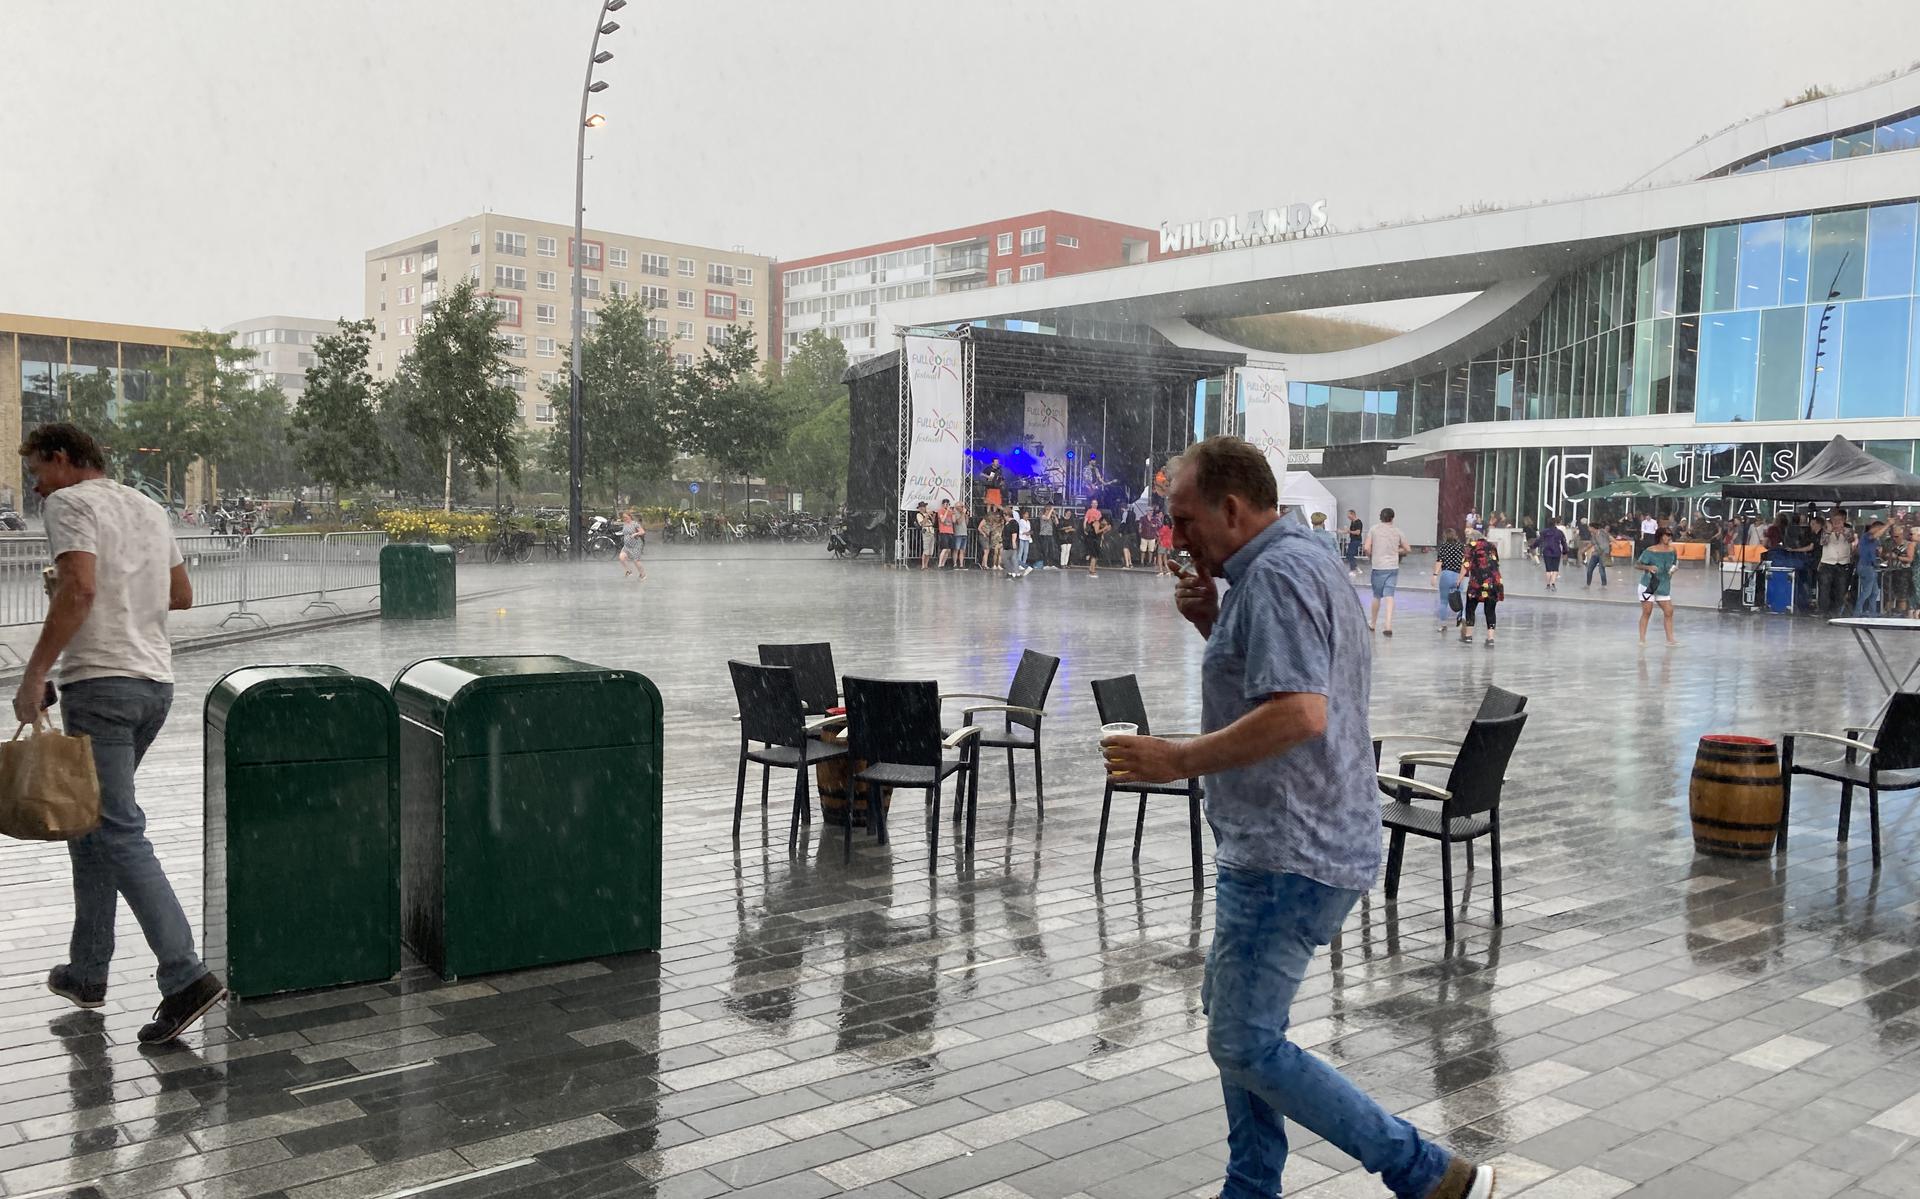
932;250;989;278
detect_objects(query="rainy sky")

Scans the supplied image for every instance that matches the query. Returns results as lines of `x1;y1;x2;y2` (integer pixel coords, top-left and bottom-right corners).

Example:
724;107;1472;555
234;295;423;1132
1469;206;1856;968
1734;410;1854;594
3;0;1917;332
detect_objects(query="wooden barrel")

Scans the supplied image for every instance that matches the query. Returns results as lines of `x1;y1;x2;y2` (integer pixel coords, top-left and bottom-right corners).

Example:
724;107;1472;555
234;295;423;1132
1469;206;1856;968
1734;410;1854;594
1689;735;1782;858
815;727;894;828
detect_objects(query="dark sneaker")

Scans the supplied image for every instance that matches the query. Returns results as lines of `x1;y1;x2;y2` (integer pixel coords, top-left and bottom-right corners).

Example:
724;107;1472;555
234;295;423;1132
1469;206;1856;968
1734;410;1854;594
48;965;106;1010
138;972;227;1044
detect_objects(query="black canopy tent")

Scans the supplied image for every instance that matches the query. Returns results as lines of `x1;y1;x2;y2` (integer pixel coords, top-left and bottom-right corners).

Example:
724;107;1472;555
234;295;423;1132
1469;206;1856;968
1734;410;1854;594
1723;435;1920;504
843;326;1243;557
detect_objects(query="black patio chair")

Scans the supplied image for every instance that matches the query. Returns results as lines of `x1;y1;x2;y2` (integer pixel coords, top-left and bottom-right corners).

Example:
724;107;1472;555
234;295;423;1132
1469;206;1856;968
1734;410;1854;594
942;649;1060;816
1090;674;1207;891
1372;684;1527;772
1782;691;1920;868
844;675;983;863
758;642;841;718
1379;710;1528;941
729;660;847;846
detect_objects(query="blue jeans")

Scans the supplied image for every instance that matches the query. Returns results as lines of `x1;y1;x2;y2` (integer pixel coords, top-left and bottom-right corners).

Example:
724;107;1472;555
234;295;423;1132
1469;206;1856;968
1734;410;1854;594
1436;569;1460;622
1586;551;1607;585
1857;568;1882;615
1206;867;1451;1199
61;677;205;997
1006;540;1030;575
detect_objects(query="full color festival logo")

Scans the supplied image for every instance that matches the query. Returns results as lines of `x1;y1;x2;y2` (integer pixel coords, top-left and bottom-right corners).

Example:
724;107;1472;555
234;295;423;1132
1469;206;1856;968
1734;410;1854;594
916;407;961;443
909;344;960;381
1244;373;1287;406
906;469;958;505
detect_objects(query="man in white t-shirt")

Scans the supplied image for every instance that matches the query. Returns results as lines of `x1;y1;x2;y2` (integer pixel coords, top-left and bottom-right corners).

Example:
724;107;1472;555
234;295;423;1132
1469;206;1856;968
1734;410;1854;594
1006;508;1035;578
1362;507;1412;636
13;423;227;1044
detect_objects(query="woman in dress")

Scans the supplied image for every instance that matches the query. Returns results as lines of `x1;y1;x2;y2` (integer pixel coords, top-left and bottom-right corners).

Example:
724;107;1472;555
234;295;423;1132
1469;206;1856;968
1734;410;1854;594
618;510;646;581
1637;526;1679;645
1889;522;1915;615
1433;528;1465;633
1461;530;1504;646
1084;507;1109;577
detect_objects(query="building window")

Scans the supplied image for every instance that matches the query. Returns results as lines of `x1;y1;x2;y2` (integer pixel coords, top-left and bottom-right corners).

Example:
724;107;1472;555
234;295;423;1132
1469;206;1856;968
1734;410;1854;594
536;270;556;290
706;291;736;319
739;298;755;317
611;279;630;298
466;263;481;282
1057;234;1079;249
570;239;603;269
505;334;527;357
535;404;554;423
1019;264;1045;282
397;316;417;336
490;296;521;325
494;231;526;256
707;263;736;286
536;303;557;324
676;320;694;339
470;231;481;253
536;235;557;257
493;265;526;290
397;285;416;304
1021;227;1045;254
677;257;695;277
997;233;1013;256
676;289;695;309
646;317;670;339
421;251;437;273
575;276;601;297
639;252;670;276
539;370;559;389
640;284;669;308
995;269;1011;286
674;352;693;368
399;255;415;274
609;247;629;269
421;280;438;303
706;325;733;348
536;336;557;357
737;267;755;286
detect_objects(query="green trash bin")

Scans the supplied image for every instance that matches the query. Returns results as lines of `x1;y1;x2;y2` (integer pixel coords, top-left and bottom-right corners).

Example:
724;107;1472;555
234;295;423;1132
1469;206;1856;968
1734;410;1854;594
393;655;662;979
204;665;400;999
380;542;457;619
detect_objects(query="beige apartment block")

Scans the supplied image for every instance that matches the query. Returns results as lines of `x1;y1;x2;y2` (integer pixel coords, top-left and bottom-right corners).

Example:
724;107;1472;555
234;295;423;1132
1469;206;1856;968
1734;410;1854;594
365;214;773;430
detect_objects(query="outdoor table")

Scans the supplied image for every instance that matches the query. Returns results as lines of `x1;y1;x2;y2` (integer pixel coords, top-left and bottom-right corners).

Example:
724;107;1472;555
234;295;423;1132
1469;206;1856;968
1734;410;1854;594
1830;616;1920;724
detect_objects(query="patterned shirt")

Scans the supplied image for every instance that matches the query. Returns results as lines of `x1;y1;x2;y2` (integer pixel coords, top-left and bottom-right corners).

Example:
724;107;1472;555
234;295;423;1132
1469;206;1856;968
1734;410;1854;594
1201;519;1381;892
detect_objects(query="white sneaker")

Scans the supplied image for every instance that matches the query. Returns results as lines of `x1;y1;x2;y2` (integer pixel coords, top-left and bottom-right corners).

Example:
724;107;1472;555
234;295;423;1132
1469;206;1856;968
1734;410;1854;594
1467;1164;1496;1198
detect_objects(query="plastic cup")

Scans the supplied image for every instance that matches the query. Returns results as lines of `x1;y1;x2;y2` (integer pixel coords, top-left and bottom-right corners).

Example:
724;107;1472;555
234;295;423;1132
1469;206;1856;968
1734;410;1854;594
1100;722;1138;742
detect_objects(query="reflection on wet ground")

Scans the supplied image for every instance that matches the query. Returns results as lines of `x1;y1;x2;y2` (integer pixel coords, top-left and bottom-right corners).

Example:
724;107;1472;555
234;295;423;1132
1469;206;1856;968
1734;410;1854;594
1;547;1918;1197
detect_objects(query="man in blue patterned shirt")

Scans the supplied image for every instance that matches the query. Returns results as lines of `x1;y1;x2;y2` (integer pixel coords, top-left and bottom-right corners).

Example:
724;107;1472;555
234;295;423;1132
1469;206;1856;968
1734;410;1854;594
1105;437;1493;1199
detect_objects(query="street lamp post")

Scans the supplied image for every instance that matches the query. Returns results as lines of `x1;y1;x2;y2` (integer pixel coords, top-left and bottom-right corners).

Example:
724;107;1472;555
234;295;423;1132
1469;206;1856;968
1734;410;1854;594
569;0;624;560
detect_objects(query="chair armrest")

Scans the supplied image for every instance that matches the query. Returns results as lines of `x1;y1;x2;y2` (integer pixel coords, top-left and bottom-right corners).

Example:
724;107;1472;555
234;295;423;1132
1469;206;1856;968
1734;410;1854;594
941;692;1007;704
962;704;1045;720
942;725;985;749
1786;731;1877;754
1397;750;1459;768
804;714;847;734
1376;772;1451;801
1370;733;1462;749
1846;725;1879;741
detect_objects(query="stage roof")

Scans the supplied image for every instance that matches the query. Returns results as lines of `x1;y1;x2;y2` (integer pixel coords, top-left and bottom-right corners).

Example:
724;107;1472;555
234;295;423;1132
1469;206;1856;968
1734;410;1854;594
845;326;1243;392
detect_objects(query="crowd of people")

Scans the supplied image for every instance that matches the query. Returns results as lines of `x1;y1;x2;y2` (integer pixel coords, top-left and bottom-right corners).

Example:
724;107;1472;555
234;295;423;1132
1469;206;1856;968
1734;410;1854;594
907;496;1178;578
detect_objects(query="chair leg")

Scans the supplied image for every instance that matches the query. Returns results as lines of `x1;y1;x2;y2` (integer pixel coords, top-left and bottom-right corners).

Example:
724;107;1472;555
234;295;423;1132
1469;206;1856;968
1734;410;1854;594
1440;838;1456;941
789;767;806;851
1384;830;1407;898
760;763;770;807
1006;746;1018;806
871;778;887;846
1094;783;1114;875
843;779;855;863
929;783;943;863
1032;742;1045;819
1869;783;1882;869
1132;793;1149;862
1839;781;1854;841
1489;819;1503;925
1187;783;1203;892
1466;840;1475;873
1777;750;1794;853
733;749;749;841
965;749;980;855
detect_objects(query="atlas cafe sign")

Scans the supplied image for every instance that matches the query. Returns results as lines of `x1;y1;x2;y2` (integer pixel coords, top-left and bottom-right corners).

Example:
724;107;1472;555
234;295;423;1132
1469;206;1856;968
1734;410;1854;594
1158;200;1330;254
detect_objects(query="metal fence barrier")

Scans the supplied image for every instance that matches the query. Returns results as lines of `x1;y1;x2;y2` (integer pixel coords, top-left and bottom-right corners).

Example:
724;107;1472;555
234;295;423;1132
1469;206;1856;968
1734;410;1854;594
0;531;396;639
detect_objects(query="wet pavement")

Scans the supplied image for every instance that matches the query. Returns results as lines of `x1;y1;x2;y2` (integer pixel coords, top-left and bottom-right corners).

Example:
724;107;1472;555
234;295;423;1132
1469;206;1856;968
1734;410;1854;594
2;545;1919;1198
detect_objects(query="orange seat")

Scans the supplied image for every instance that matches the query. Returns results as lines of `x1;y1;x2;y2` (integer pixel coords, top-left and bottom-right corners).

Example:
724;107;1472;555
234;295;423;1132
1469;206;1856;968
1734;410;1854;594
1674;542;1708;561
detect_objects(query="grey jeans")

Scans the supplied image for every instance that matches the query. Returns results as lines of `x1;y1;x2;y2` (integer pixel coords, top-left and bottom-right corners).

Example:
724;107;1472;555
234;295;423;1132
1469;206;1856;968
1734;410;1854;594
61;676;204;997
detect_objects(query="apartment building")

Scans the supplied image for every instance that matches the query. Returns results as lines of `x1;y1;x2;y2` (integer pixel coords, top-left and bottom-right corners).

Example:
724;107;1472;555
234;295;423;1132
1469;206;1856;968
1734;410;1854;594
365;214;773;428
773;210;1158;363
222;314;339;401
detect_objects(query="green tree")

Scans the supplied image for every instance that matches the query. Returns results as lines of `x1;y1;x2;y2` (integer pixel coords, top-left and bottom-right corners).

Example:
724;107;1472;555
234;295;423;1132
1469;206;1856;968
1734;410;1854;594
766;329;849;508
57;370;123;461
291;318;390;500
376;372;466;503
219;383;297;495
541;293;677;502
389;276;522;509
123;329;258;503
673;325;783;509
784;394;849;508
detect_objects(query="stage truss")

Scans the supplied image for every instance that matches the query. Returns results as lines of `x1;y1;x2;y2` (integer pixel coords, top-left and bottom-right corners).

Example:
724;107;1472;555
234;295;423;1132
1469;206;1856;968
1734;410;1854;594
893;327;973;563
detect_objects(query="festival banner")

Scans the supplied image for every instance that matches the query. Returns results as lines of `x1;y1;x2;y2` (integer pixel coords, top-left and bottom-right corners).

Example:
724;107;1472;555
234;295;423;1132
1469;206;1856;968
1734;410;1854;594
901;335;965;510
1022;392;1070;489
1236;365;1290;481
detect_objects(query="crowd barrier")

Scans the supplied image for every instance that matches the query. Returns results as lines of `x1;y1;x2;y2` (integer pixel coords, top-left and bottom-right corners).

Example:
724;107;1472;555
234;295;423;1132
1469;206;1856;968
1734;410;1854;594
0;531;396;640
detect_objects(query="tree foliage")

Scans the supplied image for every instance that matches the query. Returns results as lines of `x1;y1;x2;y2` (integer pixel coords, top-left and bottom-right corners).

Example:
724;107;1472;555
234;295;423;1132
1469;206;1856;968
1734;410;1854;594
291;318;390;498
672;325;784;507
767;330;850;506
122;329;252;501
387;277;522;508
541;293;677;493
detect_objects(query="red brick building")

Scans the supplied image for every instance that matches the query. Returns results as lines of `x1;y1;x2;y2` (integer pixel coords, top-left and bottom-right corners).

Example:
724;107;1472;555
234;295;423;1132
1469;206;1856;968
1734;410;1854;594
774;210;1159;362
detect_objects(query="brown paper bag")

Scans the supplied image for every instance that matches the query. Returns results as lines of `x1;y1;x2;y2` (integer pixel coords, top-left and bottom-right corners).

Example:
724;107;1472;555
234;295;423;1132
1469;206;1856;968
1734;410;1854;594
0;718;100;840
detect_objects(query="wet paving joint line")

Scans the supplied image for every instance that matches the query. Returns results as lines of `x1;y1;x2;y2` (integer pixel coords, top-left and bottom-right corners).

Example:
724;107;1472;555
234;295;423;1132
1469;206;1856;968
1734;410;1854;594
376;1157;538;1197
288;1059;438;1095
9;1182;104;1199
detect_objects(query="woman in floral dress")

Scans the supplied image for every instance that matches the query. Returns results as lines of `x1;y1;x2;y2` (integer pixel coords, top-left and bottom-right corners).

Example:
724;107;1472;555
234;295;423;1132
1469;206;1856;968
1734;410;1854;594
1461;529;1505;646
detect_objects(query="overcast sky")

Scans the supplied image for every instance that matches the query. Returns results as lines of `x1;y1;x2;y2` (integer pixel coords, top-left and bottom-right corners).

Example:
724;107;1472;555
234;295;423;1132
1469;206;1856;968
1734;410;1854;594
4;0;1917;333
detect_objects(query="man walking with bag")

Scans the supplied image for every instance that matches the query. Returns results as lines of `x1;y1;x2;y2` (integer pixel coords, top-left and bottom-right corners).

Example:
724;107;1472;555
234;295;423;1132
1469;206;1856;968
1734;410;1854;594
1104;437;1494;1199
13;423;226;1044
